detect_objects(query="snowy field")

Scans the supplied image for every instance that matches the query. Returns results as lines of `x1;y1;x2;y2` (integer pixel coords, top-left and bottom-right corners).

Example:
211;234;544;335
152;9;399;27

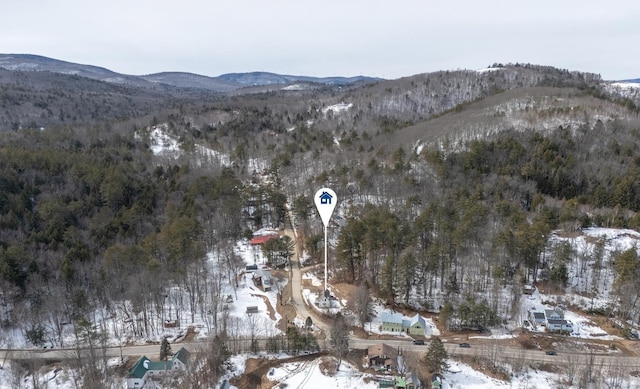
222;353;640;389
267;359;378;389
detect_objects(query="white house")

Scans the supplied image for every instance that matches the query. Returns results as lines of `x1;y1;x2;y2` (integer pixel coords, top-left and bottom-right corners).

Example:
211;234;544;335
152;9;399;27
545;308;564;321
547;319;573;332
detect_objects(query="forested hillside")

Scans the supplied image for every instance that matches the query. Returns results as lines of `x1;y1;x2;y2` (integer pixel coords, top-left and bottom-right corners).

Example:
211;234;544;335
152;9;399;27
1;60;640;386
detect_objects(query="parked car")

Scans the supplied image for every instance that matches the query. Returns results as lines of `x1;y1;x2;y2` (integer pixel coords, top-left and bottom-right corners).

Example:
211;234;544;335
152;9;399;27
413;339;425;345
545;350;557;355
459;343;471;348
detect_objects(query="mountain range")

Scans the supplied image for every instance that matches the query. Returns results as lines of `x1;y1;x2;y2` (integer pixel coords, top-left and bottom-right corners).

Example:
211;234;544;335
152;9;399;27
1;54;639;134
0;54;381;92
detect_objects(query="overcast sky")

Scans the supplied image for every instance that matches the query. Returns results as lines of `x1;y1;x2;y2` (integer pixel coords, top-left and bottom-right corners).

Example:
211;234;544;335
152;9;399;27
1;1;638;80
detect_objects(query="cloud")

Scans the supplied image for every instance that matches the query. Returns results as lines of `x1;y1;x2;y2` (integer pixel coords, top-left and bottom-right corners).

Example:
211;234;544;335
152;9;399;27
1;0;638;79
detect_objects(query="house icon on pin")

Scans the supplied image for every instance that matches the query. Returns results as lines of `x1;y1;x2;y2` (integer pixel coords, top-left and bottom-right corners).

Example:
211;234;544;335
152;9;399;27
319;191;333;205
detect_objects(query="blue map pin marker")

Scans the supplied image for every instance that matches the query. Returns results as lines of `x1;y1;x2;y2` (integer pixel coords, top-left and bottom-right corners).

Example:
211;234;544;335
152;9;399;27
314;188;337;227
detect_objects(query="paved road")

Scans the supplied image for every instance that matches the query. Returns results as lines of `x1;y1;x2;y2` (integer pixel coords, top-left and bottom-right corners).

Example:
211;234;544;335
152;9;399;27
349;337;640;369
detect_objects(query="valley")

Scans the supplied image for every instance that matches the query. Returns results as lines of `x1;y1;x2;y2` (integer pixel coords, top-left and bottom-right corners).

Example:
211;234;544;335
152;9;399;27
0;56;640;388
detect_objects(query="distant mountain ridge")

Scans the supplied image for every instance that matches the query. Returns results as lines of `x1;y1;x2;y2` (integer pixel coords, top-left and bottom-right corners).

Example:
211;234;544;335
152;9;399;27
216;71;379;86
0;54;382;92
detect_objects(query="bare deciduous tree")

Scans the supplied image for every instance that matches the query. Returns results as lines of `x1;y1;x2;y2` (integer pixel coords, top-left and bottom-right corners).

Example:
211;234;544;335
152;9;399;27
347;284;373;329
329;312;350;370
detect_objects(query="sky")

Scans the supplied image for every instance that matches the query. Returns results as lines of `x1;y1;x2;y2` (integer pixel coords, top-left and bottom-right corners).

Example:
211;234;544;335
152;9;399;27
1;0;639;80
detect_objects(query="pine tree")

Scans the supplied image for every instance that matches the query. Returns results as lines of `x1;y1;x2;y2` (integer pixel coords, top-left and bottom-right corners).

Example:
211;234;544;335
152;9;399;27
159;337;172;361
422;337;449;373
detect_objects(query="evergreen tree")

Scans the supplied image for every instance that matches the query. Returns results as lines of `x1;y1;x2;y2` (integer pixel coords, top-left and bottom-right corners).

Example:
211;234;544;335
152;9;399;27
422;337;449;373
160;337;172;361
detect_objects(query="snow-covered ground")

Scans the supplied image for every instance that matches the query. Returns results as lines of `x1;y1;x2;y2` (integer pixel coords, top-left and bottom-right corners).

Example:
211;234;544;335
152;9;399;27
510;227;640;341
267;359;378;389
321;102;352;116
520;289;619;341
222;353;640;389
444;360;560;389
143;124;268;172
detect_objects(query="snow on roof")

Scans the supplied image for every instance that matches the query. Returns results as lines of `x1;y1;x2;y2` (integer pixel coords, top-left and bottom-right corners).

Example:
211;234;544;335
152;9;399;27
380;311;404;324
128;356;152;378
409;314;426;327
173;347;190;365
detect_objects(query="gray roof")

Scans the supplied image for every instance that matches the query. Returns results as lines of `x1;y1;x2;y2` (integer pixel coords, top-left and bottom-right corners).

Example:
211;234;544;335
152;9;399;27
173;347;190;365
545;308;564;318
410;314;426;327
380;312;404;325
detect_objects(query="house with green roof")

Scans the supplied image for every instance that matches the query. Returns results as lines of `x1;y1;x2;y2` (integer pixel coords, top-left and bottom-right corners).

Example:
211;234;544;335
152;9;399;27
377;375;420;389
126;347;190;388
380;312;428;336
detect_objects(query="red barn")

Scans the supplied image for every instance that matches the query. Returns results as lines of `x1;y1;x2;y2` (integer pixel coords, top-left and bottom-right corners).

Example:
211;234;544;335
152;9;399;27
249;234;277;245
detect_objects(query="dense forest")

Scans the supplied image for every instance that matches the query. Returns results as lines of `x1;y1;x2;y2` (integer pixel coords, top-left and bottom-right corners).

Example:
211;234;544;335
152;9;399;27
1;62;640;386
